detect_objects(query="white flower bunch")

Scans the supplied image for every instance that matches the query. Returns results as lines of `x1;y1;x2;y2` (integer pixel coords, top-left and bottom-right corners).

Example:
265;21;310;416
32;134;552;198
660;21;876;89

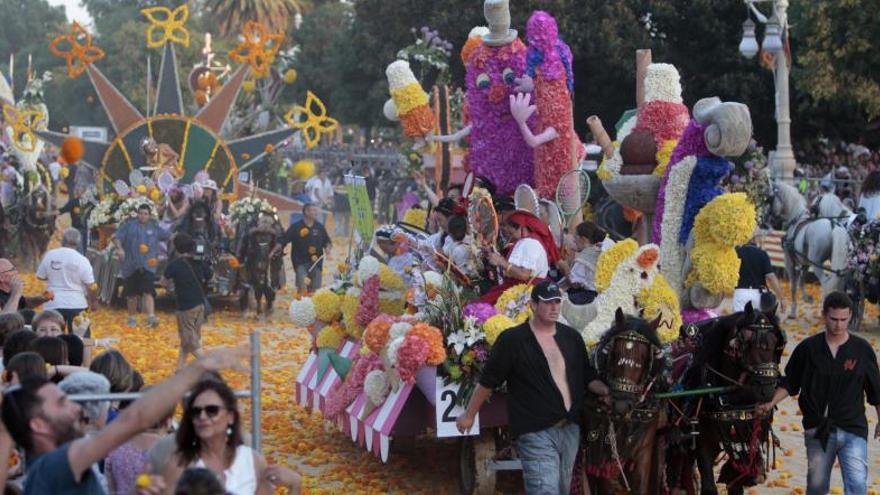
357;256;381;285
388;322;412;342
447;316;485;355
644;63;683;104
289;298;317;328
364;370;390;406
114;197;157;224
87;198;118;229
658;156;698;293
229;197;275;225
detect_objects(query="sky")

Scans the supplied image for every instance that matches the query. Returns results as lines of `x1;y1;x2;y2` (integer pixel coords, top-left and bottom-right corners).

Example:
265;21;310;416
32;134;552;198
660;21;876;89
46;0;94;27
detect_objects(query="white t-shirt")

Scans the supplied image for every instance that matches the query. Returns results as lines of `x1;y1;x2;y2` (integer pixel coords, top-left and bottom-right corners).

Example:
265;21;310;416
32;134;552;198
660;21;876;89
36;247;95;310
859;193;880;221
48;161;62;182
305;176;334;207
507;238;549;279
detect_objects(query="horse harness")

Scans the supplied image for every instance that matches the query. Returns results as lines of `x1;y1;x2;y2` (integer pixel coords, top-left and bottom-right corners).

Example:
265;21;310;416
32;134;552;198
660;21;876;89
782;211;852;277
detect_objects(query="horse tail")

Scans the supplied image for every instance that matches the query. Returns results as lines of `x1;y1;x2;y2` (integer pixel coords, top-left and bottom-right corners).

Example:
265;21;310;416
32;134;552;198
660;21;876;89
830;225;849;276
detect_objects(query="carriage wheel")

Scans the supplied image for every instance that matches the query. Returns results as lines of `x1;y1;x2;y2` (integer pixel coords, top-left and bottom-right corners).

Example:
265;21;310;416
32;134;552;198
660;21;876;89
459;432;497;495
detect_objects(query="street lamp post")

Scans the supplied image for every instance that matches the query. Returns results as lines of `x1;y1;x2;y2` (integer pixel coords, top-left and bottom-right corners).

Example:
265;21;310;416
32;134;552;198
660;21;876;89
739;0;796;180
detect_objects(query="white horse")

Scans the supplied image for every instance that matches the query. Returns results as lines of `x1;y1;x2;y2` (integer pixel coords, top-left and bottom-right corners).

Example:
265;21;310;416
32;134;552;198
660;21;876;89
770;182;850;319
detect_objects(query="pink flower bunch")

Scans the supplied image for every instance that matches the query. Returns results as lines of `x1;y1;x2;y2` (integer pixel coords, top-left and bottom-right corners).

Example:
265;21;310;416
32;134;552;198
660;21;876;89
395;333;430;384
324;353;383;418
356;274;380;327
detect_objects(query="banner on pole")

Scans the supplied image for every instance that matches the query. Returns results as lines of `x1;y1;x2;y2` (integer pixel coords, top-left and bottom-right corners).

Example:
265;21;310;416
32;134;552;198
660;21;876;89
344;174;373;244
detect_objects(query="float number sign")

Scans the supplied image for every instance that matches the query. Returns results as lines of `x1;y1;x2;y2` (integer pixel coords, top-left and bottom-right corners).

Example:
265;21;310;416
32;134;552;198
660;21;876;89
344;175;374;244
435;381;479;438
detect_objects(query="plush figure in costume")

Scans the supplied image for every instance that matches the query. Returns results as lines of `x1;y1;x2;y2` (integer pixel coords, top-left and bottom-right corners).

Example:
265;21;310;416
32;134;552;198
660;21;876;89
510;10;582;199
461;0;534;196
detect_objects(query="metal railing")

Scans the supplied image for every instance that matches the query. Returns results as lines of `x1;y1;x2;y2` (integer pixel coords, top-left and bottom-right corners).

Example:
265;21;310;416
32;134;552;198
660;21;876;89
69;331;263;452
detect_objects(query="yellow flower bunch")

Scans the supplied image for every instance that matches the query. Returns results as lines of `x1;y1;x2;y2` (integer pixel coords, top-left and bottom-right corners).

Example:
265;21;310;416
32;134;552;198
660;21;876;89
687;193;756;295
686;245;741;295
483;314;516;346
637;274;682;344
495;284;533;324
653;139;678;177
379;265;405;292
312;289;342;323
595;238;639;292
693;193;756;246
389;83;430;115
402;208;427;228
341;290;364;338
316;323;346;349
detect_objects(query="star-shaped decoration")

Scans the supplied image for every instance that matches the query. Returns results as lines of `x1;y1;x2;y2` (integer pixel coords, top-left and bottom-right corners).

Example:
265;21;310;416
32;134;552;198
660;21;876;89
141;4;190;48
229;21;284;79
3;104;46;153
285;91;339;150
48;22;106;79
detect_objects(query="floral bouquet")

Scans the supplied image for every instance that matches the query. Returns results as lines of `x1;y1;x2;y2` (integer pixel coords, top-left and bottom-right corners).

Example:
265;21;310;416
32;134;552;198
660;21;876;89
848;220;880;303
113;197;157;224
229;197;276;226
87;198;118;229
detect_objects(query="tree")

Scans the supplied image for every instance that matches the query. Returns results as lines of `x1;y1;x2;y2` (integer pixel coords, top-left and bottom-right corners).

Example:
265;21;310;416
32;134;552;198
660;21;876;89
789;0;880;145
0;0;67;96
204;0;307;37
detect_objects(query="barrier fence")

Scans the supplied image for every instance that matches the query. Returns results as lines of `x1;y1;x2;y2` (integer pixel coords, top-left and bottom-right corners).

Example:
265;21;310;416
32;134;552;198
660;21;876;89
68;331;263;453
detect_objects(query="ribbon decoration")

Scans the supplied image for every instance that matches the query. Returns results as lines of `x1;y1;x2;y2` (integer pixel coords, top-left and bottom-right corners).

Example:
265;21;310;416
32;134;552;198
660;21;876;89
3;104;45;153
284;91;339;150
48;22;106;79
229;21;284;79
141;4;191;48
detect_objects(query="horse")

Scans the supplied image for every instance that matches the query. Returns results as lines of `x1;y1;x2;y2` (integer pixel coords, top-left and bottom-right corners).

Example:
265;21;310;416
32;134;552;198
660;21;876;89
577;309;667;495
667;301;785;495
237;215;284;318
17;184;57;271
769;181;849;319
175;199;219;261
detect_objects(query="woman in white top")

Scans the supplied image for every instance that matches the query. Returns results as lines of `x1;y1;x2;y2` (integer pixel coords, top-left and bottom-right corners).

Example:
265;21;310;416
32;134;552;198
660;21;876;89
163;378;300;494
858;170;880;221
479;209;559;304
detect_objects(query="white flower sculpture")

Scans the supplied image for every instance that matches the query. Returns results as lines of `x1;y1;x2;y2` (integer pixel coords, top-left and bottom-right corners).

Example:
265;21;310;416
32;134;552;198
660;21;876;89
388;322;412;342
364;370;390;407
658;156;698;293
357;256;381;286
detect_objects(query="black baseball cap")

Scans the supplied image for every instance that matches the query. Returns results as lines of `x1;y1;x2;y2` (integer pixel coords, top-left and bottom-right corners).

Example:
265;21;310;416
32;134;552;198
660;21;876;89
531;280;563;302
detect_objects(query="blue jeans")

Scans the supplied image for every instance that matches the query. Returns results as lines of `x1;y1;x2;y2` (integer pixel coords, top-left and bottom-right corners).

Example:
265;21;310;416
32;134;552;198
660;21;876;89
294;263;322;293
804;427;868;495
516;421;580;495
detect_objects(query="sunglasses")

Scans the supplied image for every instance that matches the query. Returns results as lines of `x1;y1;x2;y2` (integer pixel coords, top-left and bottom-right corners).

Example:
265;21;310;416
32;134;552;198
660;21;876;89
190;405;224;419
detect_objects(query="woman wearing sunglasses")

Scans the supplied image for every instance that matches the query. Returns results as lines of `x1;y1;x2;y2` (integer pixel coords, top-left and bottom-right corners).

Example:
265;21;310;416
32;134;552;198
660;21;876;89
162;378;300;494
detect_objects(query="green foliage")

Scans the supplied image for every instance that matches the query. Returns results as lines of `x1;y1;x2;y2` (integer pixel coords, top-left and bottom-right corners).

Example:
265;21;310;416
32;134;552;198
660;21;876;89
205;0;307;37
0;0;67;97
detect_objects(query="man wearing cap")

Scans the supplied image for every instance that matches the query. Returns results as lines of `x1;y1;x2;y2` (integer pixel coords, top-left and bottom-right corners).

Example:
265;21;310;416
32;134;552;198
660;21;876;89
457;280;609;494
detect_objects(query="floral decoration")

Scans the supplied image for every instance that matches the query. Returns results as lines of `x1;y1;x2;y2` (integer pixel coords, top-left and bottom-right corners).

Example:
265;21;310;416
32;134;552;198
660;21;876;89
229;21;283;78
396;334;430;384
114;197;157;223
364;370;390;406
325;353;383;418
316;323;346;350
311;289;342;323
494;284;533;324
483;314;516;346
364;318;392;354
87;198;117;229
408;323;445;366
289;298;317;328
595;238;639;292
462;302;498;324
356;275;380;327
402;208;428;229
141;4;190;48
49;22;106;79
229;197;276;226
284;91;339;150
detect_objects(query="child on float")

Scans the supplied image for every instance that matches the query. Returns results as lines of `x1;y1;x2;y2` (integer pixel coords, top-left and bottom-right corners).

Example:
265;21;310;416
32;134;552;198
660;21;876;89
443;215;476;278
558;221;608;305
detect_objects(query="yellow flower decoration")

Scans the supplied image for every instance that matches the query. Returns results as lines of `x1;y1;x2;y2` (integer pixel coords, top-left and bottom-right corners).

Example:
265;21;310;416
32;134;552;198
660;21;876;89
316;323;346;349
495;284;533;324
49;22;106;79
299;227;309;238
292;160;316;179
378;265;404;292
595;238;638;292
637;274;682;345
283;68;298;85
141;4;190;48
377;295;406;316
229;21;284;79
312;289;342;323
653;139;678;177
2;104;45;153
284;91;339;150
484;314;516;346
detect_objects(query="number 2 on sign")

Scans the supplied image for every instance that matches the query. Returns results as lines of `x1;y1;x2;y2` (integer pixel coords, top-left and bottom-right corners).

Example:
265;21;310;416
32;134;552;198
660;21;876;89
436;382;479;437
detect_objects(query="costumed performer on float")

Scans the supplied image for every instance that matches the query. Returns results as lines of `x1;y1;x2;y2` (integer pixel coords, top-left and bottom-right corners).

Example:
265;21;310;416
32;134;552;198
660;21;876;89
479;207;559;304
510;10;582;199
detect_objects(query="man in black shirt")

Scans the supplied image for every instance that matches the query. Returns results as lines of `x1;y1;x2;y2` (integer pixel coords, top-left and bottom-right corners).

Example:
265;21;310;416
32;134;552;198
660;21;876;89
759;291;880;495
276;203;332;294
456;281;609;494
161;233;211;370
733;240;784;314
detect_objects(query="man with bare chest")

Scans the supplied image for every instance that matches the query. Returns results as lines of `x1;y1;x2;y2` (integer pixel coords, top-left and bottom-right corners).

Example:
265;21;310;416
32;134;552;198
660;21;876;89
457;281;610;494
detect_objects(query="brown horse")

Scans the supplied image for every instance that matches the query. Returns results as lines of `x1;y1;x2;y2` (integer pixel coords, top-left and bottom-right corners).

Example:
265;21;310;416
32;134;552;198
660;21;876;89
237;215;284;318
577;309;667;495
18;185;57;271
667;301;785;495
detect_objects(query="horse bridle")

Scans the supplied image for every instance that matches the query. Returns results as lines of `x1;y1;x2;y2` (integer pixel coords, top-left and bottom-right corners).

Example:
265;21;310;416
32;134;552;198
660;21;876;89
602;330;659;396
724;315;785;382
